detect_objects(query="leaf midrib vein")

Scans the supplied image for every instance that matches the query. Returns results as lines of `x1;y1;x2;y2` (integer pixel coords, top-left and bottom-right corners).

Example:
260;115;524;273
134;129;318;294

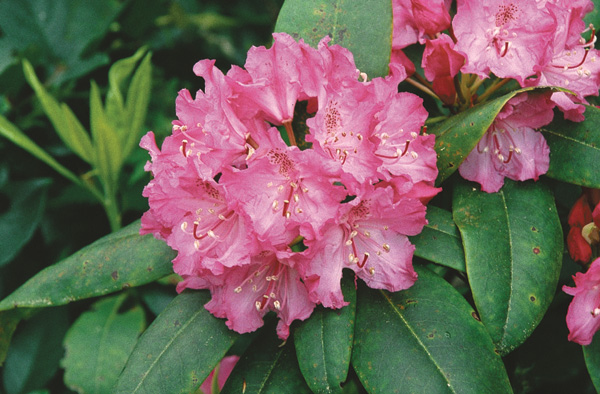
380;290;457;394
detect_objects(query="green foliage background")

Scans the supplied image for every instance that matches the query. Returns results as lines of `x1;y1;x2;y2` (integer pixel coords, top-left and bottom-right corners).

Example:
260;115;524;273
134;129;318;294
0;0;598;393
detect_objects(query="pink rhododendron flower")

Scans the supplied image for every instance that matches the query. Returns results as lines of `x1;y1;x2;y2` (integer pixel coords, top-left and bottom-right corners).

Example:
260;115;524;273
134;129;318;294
563;257;600;345
199;355;239;394
453;0;556;83
392;0;451;49
458;93;555;193
422;34;466;105
140;33;439;339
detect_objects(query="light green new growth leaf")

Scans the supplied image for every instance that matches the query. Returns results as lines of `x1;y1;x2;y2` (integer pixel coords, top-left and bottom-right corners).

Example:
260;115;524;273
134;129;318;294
90;80;122;194
62;294;146;394
123;51;152;158
22;59;94;164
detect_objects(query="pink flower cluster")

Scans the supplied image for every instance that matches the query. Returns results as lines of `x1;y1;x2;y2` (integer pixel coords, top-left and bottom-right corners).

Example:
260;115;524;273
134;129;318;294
392;0;600;193
140;33;439;338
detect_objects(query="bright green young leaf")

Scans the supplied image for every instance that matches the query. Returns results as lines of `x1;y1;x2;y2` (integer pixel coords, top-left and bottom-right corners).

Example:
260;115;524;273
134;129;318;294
0;178;51;266
352;266;512;393
22;60;95;164
0;220;175;311
584;334;600;392
409;205;466;272
221;321;311;394
429;87;563;185
453;179;563;355
274;0;392;78
90;80;122;192
62;294;146;394
0;114;102;201
541;105;600;188
2;307;69;394
123;52;152;157
294;271;356;394
115;291;238;394
106;48;148;116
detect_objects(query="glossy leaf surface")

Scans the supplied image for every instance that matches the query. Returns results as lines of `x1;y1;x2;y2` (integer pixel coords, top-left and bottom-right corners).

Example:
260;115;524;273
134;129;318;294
542;105;600;188
274;0;392;78
62;294;146;394
294;272;356;393
409;205;466;272
352;267;512;393
115;291;238;394
453;179;563;355
0;220;175;311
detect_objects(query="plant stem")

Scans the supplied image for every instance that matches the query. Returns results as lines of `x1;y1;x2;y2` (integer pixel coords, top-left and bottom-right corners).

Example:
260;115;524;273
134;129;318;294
283;120;297;146
477;78;511;103
405;77;441;101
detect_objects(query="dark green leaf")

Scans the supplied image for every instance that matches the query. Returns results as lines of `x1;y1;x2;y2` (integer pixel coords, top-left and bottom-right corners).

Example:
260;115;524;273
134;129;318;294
429;87;563;185
0;114;87;190
0;178;51;266
409;205;466;272
0;309;33;366
352;267;512;393
453;179;563;355
294;271;356;394
0;220;175;311
2;307;69;394
541;105;600;188
62;294;146;394
584;333;600;392
0;0;121;84
115;291;238;394
274;0;392;78
221;320;311;394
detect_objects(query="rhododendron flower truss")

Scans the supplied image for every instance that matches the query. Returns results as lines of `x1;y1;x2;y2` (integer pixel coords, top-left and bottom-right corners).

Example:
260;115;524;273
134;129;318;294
564;257;600;345
140;32;439;339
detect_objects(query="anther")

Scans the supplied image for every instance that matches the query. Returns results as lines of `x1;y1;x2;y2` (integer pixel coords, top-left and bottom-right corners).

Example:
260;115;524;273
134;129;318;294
382;243;391;252
274;300;281;310
234;287;242;293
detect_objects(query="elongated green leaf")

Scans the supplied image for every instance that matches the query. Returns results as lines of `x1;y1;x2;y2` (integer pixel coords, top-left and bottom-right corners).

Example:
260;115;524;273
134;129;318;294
0;220;175;311
584;333;600;392
453;179;563;355
221;322;311;394
0;114;90;192
541;105;600;188
2;307;69;394
123;51;152;157
274;0;392;78
409;205;466;272
352;266;512;393
0;178;51;266
294;271;356;394
91;80;122;191
62;294;146;394
22;59;94;163
430;87;563;185
106;48;148;116
115;291;238;394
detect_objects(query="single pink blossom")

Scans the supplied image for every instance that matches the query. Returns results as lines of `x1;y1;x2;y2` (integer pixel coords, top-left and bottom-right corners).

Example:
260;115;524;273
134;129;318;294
301;187;425;308
201;252;315;339
392;0;451;49
459;93;555;193
563;257;600;345
453;0;556;83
